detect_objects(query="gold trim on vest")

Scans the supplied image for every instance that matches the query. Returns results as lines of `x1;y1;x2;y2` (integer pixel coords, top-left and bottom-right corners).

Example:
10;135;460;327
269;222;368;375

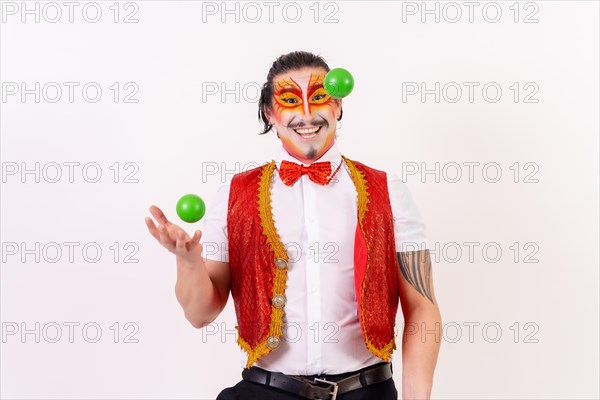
237;161;290;368
342;155;397;361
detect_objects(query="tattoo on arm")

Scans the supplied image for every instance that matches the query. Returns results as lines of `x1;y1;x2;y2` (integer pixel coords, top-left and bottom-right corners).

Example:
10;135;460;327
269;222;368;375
397;249;434;304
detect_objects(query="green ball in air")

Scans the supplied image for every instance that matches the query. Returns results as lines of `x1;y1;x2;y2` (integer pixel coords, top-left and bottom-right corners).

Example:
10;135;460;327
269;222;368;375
324;68;354;98
176;194;206;223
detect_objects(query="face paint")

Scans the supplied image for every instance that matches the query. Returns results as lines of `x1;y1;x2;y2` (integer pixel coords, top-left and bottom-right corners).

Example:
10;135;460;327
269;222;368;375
267;67;341;164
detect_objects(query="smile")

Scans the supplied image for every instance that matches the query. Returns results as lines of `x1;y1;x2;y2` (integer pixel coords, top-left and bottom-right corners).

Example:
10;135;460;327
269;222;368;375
293;125;323;139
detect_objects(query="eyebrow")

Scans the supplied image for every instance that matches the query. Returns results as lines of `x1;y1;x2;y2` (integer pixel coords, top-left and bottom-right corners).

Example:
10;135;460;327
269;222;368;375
273;74;326;96
307;73;325;95
307;82;324;95
274;82;324;96
273;89;302;101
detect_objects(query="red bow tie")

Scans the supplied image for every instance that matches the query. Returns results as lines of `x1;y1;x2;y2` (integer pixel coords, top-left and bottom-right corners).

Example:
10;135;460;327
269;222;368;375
277;160;336;186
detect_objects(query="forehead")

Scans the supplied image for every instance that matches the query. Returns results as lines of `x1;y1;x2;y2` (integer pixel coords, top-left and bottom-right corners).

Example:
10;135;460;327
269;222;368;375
272;67;328;89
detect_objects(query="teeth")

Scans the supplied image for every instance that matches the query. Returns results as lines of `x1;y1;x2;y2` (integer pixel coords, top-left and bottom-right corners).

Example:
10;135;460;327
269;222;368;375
295;126;320;134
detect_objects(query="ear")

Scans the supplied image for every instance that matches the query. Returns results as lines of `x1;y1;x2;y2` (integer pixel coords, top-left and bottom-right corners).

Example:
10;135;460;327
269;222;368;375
335;98;343;118
264;106;275;124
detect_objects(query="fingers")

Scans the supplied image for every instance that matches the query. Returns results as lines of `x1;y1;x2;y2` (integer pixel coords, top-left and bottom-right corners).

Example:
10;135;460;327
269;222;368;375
177;230;202;253
157;222;176;252
149;205;170;226
146;205;202;256
185;230;203;253
176;231;186;251
146;214;173;250
190;230;202;246
145;217;160;240
147;205;176;251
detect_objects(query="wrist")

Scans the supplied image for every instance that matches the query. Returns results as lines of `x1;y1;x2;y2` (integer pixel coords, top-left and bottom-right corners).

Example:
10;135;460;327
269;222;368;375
176;254;204;271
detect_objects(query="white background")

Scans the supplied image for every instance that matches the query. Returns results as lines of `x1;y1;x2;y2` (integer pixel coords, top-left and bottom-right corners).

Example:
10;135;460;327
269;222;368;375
1;1;598;399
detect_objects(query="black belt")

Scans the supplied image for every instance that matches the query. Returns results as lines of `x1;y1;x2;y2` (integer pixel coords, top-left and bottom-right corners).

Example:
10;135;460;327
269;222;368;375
241;362;393;400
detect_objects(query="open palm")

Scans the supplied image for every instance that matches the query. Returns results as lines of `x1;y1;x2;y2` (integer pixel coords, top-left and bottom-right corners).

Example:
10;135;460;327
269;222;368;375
145;205;203;265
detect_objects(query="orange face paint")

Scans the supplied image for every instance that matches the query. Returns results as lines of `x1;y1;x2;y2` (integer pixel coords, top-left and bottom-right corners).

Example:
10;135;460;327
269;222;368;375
268;68;341;164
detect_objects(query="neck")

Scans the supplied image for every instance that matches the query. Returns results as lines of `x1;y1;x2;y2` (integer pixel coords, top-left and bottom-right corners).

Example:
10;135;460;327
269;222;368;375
282;142;337;165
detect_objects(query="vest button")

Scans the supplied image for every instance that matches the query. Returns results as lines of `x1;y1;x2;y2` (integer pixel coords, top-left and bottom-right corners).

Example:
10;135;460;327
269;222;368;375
274;258;288;269
271;294;286;309
267;336;280;349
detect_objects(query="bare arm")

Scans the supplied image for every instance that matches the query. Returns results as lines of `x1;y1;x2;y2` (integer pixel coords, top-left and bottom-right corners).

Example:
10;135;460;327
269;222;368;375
174;255;230;328
397;249;442;400
146;205;230;328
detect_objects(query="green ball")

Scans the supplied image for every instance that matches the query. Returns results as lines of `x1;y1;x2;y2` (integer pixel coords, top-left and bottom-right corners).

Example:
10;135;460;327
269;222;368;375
324;68;354;98
176;194;206;223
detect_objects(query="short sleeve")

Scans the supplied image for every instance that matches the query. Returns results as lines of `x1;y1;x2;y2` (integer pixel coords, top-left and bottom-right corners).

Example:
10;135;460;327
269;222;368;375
387;173;429;252
199;180;231;263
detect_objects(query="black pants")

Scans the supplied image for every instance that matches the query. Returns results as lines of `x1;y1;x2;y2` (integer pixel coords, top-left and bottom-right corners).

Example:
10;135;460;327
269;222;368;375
216;362;398;400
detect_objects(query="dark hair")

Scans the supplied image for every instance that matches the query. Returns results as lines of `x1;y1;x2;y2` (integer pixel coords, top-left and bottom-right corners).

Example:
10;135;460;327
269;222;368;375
257;51;343;135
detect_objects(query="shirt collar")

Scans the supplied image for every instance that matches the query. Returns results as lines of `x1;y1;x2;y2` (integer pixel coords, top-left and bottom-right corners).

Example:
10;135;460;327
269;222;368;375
274;141;343;167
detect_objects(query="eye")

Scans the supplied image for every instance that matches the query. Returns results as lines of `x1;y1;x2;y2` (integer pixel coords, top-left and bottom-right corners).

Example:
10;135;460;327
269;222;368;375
282;97;299;104
310;88;330;104
275;92;302;107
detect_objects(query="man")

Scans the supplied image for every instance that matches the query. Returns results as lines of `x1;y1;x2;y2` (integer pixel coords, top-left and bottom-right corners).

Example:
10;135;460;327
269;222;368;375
145;51;442;399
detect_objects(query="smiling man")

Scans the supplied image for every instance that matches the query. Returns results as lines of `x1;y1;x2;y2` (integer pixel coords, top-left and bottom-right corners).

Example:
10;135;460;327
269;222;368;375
265;67;338;163
146;51;442;400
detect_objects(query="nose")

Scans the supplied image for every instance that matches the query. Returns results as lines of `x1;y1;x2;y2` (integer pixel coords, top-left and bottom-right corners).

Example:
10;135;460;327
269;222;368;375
302;98;312;118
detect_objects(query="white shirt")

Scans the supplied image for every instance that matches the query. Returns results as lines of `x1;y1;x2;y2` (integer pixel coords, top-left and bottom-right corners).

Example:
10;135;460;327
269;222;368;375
200;142;429;375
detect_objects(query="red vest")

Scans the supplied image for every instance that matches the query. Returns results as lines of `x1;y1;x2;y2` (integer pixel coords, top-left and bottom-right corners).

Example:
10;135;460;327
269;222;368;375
227;156;399;368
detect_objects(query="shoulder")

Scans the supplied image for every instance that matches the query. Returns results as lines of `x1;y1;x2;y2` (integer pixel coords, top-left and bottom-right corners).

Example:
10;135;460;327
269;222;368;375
386;172;409;195
343;156;386;174
342;156;408;188
386;172;424;210
343;157;388;183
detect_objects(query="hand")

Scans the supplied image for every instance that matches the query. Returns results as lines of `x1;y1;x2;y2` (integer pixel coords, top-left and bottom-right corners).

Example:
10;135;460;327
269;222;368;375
145;205;203;266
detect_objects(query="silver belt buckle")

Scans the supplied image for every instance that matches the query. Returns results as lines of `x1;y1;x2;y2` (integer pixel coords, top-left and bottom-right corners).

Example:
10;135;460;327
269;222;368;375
313;377;338;400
